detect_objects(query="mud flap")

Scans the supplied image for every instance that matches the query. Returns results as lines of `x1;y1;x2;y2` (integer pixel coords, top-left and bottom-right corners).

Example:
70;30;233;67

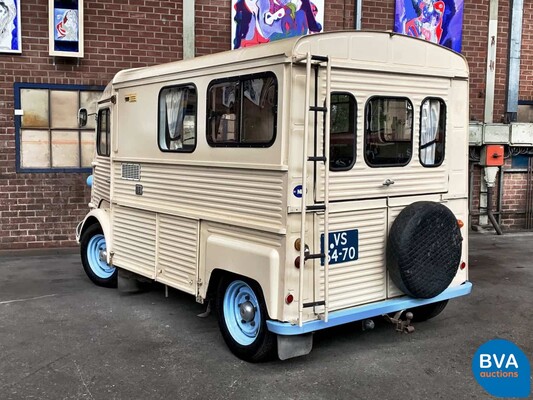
277;333;313;360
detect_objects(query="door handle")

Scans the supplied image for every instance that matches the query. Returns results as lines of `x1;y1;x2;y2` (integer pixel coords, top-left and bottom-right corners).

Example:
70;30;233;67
383;179;395;186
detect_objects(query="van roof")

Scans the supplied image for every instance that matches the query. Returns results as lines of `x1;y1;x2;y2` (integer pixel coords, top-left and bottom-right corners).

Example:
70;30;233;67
112;30;468;87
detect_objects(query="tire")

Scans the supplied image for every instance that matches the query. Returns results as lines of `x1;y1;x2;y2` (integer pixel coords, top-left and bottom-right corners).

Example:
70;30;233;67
80;224;117;288
216;276;276;362
409;300;448;322
387;202;462;299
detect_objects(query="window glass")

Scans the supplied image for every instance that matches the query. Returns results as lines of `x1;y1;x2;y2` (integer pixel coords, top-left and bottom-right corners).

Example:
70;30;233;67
158;85;197;152
330;93;356;171
420;98;446;167
207;74;277;146
16;84;103;171
97;108;110;156
365;97;413;166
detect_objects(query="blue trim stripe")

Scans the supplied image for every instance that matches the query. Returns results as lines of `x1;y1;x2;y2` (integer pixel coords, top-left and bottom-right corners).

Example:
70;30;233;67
267;282;473;335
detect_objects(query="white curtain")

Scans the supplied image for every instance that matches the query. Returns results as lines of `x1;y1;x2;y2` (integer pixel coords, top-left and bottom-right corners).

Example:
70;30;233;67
420;99;440;165
165;88;188;149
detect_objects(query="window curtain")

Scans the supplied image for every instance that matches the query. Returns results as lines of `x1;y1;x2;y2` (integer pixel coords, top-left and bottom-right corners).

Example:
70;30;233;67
420;100;440;165
165;88;188;149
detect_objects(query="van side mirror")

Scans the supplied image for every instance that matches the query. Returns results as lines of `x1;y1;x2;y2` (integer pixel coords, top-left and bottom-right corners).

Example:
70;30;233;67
78;108;88;127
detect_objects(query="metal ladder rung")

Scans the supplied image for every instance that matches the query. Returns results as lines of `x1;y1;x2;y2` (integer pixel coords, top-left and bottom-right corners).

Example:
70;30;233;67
309;106;327;113
305;253;325;261
303;300;326;308
308;156;327;162
311;55;328;62
306;204;326;212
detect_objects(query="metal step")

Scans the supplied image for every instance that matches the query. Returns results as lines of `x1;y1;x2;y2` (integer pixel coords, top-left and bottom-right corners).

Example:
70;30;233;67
306;204;326;212
309;106;327;113
311;55;328;62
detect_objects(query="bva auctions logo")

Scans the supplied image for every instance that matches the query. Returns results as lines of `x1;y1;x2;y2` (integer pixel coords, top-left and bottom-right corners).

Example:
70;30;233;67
472;339;531;398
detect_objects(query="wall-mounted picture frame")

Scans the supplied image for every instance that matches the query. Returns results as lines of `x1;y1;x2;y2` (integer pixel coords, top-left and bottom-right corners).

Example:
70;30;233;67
231;0;324;50
394;0;464;53
49;0;84;58
0;0;22;53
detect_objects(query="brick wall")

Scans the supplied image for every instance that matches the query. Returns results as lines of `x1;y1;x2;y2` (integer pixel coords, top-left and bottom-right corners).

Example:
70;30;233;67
0;0;184;250
2;0;532;250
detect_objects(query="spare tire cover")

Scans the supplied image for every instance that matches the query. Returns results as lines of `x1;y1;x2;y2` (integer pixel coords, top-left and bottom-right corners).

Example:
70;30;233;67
387;201;462;299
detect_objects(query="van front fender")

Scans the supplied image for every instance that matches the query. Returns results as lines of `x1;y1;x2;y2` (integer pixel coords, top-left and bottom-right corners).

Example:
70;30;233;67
76;209;112;263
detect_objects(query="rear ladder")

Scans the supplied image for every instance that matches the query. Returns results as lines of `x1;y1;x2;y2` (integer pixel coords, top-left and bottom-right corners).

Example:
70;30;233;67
296;53;332;326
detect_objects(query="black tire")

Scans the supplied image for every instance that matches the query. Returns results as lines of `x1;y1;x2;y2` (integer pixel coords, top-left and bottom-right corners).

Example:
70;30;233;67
409;300;448;322
216;276;276;362
80;224;117;288
387;202;462;298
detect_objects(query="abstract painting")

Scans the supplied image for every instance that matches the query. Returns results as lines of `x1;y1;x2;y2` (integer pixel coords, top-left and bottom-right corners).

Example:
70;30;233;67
231;0;324;50
394;0;464;52
0;0;21;53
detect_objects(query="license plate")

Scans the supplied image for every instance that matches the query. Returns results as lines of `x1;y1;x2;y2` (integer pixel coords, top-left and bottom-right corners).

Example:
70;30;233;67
320;229;359;266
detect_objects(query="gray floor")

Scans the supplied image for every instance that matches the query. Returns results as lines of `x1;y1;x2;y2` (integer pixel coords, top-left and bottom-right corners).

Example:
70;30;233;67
0;233;531;400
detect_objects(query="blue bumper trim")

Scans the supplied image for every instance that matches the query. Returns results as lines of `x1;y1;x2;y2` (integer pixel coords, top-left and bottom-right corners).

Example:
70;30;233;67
267;282;472;335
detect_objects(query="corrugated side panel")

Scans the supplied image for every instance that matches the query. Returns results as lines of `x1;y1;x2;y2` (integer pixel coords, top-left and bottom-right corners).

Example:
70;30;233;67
157;215;199;294
314;70;449;202
92;156;110;205
318;208;387;311
387;206;405;298
112;206;156;279
113;163;286;233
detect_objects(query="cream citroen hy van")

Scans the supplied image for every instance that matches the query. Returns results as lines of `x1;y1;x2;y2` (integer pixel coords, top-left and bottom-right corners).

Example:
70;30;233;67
76;31;472;362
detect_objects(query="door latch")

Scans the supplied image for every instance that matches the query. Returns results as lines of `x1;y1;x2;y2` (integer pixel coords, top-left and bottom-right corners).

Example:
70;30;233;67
383;179;395;186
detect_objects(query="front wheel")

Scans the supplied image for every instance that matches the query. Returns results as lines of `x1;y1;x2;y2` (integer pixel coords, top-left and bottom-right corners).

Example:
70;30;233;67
216;276;276;362
80;224;117;288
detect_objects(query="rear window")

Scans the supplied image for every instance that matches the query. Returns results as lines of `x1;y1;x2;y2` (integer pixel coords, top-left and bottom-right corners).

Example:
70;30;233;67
330;93;356;171
420;98;446;167
364;97;413;167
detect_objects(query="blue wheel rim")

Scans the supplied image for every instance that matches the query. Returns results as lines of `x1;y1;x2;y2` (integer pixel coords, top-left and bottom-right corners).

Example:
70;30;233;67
223;280;261;346
86;234;115;279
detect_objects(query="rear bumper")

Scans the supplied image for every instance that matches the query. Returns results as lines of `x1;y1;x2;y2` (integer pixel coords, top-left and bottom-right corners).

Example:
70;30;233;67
267;281;472;335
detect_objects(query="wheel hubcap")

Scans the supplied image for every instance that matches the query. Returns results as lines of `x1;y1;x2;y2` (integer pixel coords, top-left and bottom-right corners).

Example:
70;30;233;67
223;280;262;346
239;301;255;322
87;234;115;279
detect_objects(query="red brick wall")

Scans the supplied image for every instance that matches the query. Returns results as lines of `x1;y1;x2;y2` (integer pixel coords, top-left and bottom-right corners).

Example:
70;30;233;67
2;0;532;250
0;0;184;250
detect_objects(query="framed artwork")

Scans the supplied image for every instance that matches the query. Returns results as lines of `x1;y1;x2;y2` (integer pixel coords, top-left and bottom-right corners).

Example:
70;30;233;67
0;0;22;53
231;0;324;50
394;0;464;53
49;0;84;57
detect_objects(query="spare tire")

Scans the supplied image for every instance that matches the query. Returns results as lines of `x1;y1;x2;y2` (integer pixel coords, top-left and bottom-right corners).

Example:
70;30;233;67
387;201;462;299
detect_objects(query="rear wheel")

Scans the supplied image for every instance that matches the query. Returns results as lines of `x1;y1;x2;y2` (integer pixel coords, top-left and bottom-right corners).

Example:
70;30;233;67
216;276;276;362
80;224;117;288
410;300;448;322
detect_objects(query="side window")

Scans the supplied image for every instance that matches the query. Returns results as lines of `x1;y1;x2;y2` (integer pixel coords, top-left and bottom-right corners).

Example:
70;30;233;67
330;93;356;171
97;108;110;156
158;85;197;152
364;97;413;167
420;98;446;167
207;73;277;147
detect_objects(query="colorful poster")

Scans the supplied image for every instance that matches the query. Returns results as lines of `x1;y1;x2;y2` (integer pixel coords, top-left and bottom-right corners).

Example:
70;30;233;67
394;0;464;52
0;0;21;53
231;0;324;50
54;8;78;42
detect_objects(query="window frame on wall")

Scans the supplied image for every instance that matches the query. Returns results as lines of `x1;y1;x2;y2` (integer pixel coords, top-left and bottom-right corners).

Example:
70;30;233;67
206;72;278;148
157;83;197;153
364;96;414;168
14;82;104;173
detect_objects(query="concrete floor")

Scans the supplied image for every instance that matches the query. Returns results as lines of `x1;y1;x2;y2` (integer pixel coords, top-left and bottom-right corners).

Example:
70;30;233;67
0;233;531;400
